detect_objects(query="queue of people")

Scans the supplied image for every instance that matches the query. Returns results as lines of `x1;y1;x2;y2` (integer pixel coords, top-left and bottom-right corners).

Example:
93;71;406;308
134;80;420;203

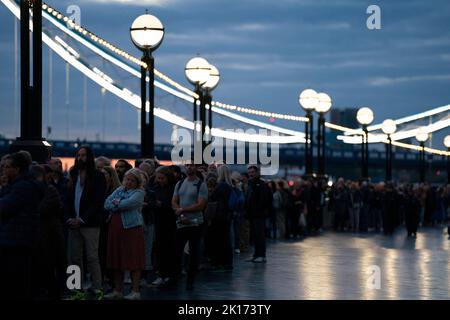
327;178;450;236
1;146;450;300
0;147;272;300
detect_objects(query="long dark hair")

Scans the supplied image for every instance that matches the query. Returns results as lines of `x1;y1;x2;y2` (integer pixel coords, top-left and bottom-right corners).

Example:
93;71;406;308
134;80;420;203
71;145;96;180
156;165;175;186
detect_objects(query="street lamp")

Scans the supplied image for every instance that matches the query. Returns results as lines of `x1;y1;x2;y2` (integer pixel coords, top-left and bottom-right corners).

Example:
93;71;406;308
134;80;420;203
357;107;374;179
185;56;211;125
130;12;165;158
315;92;332;176
185;56;212;163
415;128;429;183
382;119;397;182
444;135;450;184
10;0;52;163
201;64;220;144
299;89;318;176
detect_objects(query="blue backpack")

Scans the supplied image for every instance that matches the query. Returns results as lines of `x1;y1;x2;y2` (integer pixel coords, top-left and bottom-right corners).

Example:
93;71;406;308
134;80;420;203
228;187;244;211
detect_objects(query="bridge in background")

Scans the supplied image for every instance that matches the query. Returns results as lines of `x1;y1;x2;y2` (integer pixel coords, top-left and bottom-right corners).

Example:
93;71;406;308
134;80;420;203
0;137;445;182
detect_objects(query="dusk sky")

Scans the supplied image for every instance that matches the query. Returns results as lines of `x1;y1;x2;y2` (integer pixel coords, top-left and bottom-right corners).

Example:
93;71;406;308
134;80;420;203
1;0;450;147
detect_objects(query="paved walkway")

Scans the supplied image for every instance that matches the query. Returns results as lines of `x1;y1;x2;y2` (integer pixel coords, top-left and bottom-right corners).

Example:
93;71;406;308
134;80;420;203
139;226;450;300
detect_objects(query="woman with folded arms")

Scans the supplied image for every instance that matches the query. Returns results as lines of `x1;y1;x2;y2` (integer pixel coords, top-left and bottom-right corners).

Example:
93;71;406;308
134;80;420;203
104;168;145;300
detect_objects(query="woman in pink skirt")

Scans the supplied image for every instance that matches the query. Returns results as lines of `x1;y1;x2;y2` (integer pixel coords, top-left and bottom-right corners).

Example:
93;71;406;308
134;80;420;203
104;168;145;300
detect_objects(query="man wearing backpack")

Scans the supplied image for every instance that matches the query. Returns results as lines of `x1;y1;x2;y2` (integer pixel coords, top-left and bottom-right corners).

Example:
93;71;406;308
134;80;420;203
172;161;208;290
245;165;272;263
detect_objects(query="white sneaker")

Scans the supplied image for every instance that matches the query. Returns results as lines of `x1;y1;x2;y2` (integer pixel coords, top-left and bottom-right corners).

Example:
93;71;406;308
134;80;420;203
253;257;267;263
152;277;170;286
234;249;241;254
124;291;141;300
103;291;123;300
151;277;165;286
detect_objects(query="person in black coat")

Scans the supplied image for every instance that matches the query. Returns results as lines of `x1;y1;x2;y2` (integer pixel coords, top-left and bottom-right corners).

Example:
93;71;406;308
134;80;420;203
208;165;234;270
49;157;69;204
305;179;323;234
245;165;272;262
31;165;67;300
150;166;177;286
381;183;399;235
0;152;46;299
331;182;350;232
404;186;420;237
66;146;106;299
359;181;371;232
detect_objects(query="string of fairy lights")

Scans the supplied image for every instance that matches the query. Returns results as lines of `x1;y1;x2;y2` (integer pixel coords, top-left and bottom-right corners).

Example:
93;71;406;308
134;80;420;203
26;1;450;156
39;1;312;123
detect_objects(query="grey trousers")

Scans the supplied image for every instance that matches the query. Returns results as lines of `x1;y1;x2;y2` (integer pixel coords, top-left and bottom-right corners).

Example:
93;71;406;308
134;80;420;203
69;227;102;290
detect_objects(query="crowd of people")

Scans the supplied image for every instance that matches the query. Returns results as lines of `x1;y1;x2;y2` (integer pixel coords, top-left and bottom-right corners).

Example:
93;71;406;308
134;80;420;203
0;146;449;300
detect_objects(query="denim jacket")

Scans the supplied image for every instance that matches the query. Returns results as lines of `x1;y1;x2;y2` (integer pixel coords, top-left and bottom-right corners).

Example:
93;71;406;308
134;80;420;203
104;186;145;229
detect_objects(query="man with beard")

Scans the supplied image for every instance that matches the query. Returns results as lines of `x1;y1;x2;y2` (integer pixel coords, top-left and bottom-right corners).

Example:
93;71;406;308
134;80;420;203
66;146;106;300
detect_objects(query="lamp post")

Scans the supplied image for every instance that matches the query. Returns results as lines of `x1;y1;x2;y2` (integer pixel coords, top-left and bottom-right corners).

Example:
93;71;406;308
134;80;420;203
444;135;450;184
299;89;318;176
356;107;374;179
185;56;212;163
201;64;220;145
381;119;397;182
415;129;429;183
185;56;211;123
315;92;332;176
10;0;52;163
130;12;164;158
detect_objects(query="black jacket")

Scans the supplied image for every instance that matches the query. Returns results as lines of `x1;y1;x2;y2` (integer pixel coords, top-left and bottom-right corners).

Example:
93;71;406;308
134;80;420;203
151;182;176;229
0;173;46;248
50;174;69;208
142;176;157;225
210;182;233;223
245;178;272;219
66;170;106;227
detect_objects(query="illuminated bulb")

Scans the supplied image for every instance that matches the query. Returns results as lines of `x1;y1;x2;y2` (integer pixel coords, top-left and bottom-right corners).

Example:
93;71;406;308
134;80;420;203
63;17;68;22
42;4;48;9
48;8;53;13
